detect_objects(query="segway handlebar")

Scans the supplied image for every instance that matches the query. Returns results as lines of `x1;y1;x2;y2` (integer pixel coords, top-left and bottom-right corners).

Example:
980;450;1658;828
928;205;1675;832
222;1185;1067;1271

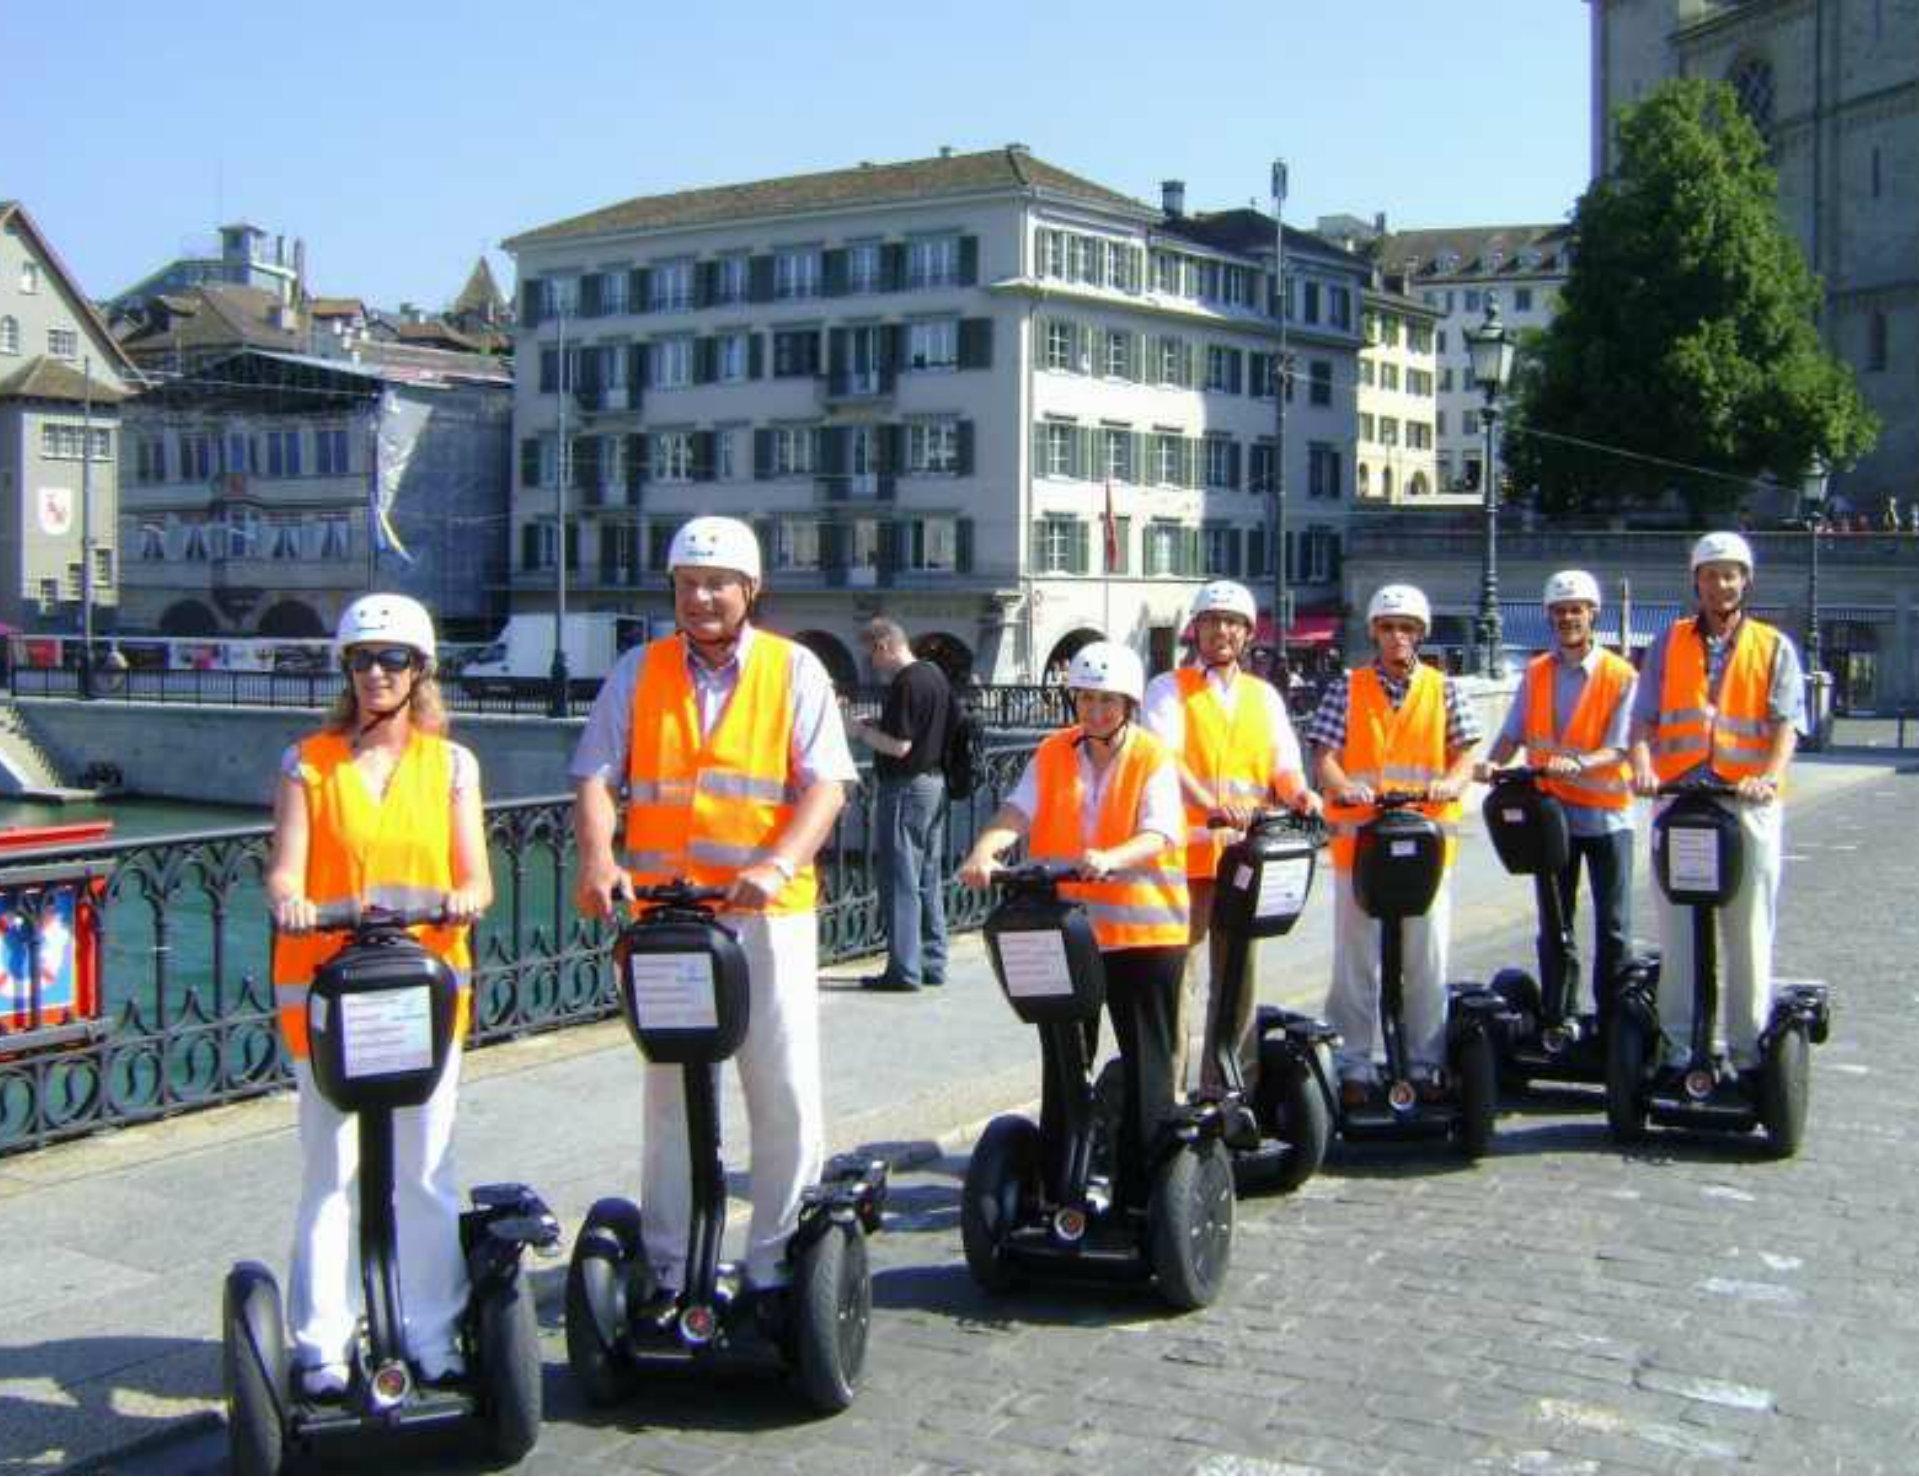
1483;764;1551;788
309;900;452;932
990;860;1084;894
1371;788;1435;810
1206;807;1330;847
1655;776;1746;801
615;879;731;908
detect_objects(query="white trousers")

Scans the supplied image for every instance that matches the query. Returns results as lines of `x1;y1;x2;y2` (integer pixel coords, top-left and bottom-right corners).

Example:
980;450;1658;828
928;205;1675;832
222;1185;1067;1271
1652;798;1783;1069
288;1046;468;1372
1325;866;1454;1079
640;910;823;1291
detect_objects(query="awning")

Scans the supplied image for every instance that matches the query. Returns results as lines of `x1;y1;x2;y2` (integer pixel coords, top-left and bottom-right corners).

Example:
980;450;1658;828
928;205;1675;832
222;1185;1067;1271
1439;601;1691;653
1253;612;1341;646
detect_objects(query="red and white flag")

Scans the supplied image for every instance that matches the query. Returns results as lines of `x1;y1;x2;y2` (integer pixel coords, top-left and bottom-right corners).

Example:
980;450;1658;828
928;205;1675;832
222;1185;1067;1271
1103;479;1120;571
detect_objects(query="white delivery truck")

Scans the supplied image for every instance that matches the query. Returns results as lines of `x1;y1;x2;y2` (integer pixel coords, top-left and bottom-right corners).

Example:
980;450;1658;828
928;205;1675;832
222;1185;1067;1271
456;612;653;699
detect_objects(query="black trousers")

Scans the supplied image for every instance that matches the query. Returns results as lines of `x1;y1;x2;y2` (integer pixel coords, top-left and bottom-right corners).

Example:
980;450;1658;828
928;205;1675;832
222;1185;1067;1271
1541;828;1634;1018
1040;945;1182;1212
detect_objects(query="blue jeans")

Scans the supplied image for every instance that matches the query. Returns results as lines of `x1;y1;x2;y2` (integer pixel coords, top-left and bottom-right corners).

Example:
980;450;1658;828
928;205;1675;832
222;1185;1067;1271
875;773;948;985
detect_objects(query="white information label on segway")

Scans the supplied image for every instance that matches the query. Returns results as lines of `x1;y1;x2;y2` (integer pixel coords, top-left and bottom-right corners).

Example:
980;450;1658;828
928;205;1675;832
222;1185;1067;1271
340;988;433;1078
1390;839;1416;858
996;930;1076;1000
626;952;719;1030
1255;856;1312;920
1668;826;1720;893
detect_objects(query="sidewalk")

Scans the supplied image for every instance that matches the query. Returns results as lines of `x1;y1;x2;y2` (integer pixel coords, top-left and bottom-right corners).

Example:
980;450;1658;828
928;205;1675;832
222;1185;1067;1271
0;752;1896;1474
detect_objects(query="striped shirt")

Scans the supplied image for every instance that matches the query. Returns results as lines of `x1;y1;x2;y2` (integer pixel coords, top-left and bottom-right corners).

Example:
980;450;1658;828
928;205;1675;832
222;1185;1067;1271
1302;661;1483;756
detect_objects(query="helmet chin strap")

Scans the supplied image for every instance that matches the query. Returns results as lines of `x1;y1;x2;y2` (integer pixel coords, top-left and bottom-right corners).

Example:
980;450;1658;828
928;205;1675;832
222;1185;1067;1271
1079;713;1130;753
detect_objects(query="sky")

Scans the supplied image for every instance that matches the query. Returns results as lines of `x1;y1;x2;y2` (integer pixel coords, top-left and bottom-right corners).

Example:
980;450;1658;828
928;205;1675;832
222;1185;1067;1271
2;1;1595;313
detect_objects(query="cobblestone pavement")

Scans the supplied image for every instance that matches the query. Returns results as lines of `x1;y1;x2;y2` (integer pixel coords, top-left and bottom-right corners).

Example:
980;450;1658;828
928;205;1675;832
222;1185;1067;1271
81;762;1919;1472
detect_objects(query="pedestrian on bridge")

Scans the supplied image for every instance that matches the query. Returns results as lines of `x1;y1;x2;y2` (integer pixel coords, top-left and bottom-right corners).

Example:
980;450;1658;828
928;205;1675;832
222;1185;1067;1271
570;516;855;1315
1628;533;1804;1071
265;593;494;1400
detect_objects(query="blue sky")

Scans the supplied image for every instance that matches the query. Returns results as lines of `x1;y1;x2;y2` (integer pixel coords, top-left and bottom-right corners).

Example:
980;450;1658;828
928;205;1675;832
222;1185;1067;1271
3;1;1594;313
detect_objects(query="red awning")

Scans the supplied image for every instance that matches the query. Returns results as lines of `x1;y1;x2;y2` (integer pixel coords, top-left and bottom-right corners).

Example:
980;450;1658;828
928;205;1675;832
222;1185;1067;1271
1253;612;1341;646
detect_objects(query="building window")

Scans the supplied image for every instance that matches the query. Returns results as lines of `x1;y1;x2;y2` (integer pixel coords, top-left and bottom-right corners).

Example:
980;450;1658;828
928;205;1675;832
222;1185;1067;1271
650;259;693;312
1034;516;1080;574
847;241;882;294
315;426;350;475
904;517;960;573
19;262;39;294
1464;289;1482;313
907;417;959;473
715;255;749;304
1301;280;1320;324
1379;418;1399;448
1204;437;1235;489
1158;335;1192;387
48;327;78;359
1144;521;1187;577
1308;443;1342;499
0;316;17;354
906;235;959;289
1514;287;1534;312
135;436;167;482
1358;413;1375;443
1045;319;1077;372
1868;311;1888;371
1729;55;1775;142
715;429;737;480
1205;345;1241;392
1103;426;1134;482
907;318;957;370
774;425;815;476
265;429;303;476
775;248;820;300
1155;433;1184;486
1309;360;1333;406
1042;420;1076;478
653;431;694;482
650;336;693;389
1106;329;1133;379
1037;229;1068;280
717;332;749;382
1328;285;1352;330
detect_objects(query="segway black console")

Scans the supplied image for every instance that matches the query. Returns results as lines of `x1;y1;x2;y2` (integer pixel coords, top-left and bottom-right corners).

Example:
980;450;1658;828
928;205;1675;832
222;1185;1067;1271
1480;767;1619;1091
1606;780;1830;1156
1204;811;1339;1194
223;902;560;1476
1336;795;1507;1158
563;882;887;1415
962;863;1235;1310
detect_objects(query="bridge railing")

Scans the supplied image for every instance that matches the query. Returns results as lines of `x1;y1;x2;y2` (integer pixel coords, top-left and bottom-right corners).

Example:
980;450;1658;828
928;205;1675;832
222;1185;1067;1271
0;742;1037;1155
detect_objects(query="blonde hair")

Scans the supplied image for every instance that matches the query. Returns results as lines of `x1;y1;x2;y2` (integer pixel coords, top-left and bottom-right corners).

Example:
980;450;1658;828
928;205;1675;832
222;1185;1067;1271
326;667;449;736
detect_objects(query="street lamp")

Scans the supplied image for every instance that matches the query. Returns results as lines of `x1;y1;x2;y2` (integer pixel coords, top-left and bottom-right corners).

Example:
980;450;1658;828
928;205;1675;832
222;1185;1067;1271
1800;455;1830;749
1463;300;1516;677
1269;158;1291;672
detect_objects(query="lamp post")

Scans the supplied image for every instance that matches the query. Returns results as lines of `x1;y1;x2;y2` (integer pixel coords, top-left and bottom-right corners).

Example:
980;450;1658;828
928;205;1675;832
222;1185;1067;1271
1801;455;1830;749
548;303;571;718
1462;301;1516;677
1268;158;1290;671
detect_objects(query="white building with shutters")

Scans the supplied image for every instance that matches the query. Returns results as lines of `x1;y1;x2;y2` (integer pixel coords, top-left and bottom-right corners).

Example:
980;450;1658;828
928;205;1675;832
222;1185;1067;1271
503;147;1363;685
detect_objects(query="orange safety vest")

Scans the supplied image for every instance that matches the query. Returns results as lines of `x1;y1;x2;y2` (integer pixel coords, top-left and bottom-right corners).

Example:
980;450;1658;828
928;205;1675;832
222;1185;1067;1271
1323;665;1462;872
622;631;817;913
271;730;472;1061
1522;649;1634;811
1173;668;1303;881
1650;616;1785;787
1028;726;1189;951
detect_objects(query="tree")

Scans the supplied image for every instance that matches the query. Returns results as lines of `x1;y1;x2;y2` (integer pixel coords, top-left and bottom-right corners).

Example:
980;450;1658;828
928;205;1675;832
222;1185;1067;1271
1506;78;1877;520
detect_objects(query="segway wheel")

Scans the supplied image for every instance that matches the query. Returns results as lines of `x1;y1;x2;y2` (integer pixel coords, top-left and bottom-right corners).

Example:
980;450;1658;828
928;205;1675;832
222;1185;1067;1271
1605;1012;1652;1146
1250;1038;1332;1195
791;1222;871;1413
565;1197;643;1406
477;1264;542;1463
961;1115;1042;1294
222;1262;287;1477
1453;1029;1498;1160
1149;1137;1235;1311
1488;967;1540;1090
1759;1023;1811;1159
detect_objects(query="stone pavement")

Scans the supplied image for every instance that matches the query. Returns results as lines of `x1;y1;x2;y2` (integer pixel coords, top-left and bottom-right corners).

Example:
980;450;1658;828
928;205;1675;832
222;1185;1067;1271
2;750;1911;1473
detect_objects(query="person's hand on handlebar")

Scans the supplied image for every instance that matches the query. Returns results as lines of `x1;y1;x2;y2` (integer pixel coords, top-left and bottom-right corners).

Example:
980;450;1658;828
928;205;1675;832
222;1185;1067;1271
726;861;789;910
1471;759;1499;785
270;892;318;934
1334;781;1376;808
1630;756;1660;798
1288;788;1324;819
1211;802;1257;833
1542;755;1583;779
1735;773;1780;805
574;853;628;920
1075;847;1118;881
443;885;488;925
1427;775;1467;804
958;848;1002;890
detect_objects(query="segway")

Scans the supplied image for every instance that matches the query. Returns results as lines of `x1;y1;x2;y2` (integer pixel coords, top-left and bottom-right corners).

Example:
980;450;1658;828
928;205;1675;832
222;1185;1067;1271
1480;767;1620;1091
961;863;1235;1310
1201;810;1340;1195
1606;779;1830;1156
1333;793;1508;1158
223;902;561;1475
563;882;887;1415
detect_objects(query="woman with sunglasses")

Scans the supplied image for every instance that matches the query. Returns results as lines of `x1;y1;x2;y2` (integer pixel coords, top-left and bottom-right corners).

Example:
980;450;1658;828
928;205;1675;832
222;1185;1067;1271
958;639;1188;1217
265;593;493;1400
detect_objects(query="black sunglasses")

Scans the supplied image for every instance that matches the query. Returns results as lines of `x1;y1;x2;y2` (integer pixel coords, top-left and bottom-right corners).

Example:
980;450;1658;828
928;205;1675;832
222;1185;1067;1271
344;647;419;675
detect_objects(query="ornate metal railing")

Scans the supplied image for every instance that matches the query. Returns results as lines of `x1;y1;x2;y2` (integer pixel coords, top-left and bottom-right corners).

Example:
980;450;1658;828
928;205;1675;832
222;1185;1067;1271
0;743;1036;1155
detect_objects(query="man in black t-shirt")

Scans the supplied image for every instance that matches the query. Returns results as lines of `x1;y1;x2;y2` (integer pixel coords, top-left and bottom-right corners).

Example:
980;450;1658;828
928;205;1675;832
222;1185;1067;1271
847;617;952;991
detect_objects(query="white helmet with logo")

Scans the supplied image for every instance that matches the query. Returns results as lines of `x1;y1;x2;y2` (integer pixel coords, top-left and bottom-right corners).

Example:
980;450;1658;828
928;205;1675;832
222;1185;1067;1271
668;515;762;582
1066;641;1146;705
1543;569;1602;611
335;593;435;662
1690;531;1754;575
1190;580;1258;628
1366;583;1432;634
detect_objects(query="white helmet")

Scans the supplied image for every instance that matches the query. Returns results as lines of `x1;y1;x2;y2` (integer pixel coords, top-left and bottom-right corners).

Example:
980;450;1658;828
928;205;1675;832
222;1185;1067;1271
335;593;435;662
1190;580;1258;627
1366;583;1432;633
668;515;762;582
1691;531;1754;575
1543;569;1602;611
1066;641;1145;705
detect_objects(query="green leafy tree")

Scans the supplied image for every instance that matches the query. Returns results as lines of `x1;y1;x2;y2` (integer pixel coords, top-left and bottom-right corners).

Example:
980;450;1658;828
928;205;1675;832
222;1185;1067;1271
1506;78;1877;519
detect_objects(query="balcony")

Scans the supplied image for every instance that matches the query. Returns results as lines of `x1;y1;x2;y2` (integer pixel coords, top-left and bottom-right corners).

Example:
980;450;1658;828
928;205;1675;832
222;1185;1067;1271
818;365;897;405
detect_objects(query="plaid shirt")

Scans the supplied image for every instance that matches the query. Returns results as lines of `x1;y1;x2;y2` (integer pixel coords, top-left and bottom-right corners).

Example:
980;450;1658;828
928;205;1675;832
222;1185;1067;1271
1302;661;1484;756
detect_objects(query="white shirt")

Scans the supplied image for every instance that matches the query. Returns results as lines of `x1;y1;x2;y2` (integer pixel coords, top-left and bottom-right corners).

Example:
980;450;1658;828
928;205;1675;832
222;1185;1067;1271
1142;665;1304;787
1004;725;1185;843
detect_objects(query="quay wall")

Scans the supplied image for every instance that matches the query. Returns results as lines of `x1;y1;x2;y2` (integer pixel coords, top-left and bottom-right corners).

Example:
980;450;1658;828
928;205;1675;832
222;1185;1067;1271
14;700;585;805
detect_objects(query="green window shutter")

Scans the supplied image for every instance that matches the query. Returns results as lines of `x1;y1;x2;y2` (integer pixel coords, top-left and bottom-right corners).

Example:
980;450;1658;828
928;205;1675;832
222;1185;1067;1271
692;430;715;482
693;337;714;384
822;248;848;297
521;522;539;569
827;328;848;377
626;269;645;311
753;429;774;480
693;260;715;309
818;425;847;477
879;423;903;474
877;521;899;579
579;273;602;317
748;333;765;379
1032;421;1047;477
1129;431;1144;484
958;235;979;285
1228;529;1243;577
958;317;992;370
624;342;645;392
956;420;974;476
519;438;540;488
1247;528;1264;577
626;433;648;491
881;242;906;291
1113;517;1130;575
956;517;974;572
520;279;543;327
1071;521;1090;575
748;255;774;302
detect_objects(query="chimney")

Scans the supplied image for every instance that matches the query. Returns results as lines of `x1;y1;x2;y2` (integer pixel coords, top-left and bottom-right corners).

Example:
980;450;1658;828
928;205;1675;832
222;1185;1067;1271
939;144;953;158
1374;211;1387;235
293;238;307;299
1161;179;1186;218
